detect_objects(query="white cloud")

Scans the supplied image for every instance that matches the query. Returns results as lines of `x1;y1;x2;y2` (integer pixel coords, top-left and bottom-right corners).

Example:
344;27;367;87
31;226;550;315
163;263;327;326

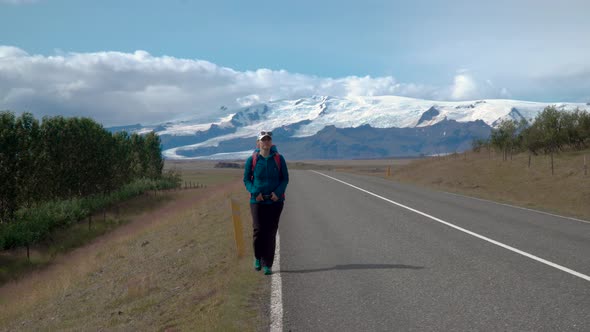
236;94;261;107
0;46;29;57
447;72;513;101
450;74;477;100
499;88;511;99
0;46;510;126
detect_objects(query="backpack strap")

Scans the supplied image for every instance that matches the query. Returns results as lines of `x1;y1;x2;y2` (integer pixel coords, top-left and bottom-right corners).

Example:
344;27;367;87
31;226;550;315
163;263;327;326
251;151;258;171
250;152;257;181
274;153;281;174
251;152;281;173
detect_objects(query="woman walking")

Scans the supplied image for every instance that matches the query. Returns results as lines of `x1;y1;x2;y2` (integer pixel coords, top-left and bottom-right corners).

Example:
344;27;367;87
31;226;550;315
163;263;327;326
243;131;289;275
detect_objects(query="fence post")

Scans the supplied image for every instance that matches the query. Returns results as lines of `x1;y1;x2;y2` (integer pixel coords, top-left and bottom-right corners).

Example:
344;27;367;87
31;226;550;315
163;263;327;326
230;199;245;258
585;155;587;176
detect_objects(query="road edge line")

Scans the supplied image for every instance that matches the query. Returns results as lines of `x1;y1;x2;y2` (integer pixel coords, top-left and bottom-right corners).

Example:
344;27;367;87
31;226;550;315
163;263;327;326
270;233;283;332
312;171;590;283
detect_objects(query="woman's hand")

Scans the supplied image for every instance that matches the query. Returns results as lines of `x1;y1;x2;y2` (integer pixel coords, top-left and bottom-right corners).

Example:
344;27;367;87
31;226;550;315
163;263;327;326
270;192;279;202
256;193;264;202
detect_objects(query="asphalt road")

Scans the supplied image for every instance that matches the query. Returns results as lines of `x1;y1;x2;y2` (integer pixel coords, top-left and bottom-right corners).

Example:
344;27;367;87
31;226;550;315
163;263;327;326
278;170;590;331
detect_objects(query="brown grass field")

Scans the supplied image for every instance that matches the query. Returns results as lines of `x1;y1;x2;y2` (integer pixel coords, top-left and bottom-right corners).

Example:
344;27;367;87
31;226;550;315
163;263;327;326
0;167;269;331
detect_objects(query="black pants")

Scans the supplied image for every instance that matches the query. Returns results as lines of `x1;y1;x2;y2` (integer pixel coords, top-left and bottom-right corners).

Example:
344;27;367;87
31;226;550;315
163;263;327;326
250;202;284;268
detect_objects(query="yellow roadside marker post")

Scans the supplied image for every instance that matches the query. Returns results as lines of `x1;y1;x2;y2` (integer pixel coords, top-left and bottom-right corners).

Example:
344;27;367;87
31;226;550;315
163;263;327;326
230;198;245;258
386;166;391;177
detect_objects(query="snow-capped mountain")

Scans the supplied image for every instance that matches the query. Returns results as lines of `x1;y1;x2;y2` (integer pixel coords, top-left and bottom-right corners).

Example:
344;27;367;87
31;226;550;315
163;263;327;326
109;95;587;160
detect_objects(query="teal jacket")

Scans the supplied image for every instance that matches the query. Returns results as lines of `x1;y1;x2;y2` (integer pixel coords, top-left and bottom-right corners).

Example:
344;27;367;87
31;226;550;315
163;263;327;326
243;145;289;204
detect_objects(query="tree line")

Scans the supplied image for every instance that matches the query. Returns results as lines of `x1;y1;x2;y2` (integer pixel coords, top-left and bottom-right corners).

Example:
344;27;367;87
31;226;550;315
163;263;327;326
0;111;182;255
472;106;590;172
0;111;167;223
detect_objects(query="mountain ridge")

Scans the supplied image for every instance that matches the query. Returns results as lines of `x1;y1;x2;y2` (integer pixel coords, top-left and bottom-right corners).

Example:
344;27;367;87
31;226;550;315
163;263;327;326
107;95;588;160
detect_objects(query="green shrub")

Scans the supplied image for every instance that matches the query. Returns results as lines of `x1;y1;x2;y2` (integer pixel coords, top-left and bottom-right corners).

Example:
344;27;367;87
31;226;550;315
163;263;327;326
0;178;179;250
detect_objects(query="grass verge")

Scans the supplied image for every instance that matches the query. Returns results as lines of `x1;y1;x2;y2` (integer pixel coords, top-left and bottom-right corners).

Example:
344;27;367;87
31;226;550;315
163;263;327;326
335;149;590;221
0;169;269;331
0;193;175;286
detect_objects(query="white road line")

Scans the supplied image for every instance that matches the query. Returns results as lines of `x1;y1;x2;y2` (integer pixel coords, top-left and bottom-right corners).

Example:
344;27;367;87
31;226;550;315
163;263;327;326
270;233;283;332
312;171;590;283
441;190;590;224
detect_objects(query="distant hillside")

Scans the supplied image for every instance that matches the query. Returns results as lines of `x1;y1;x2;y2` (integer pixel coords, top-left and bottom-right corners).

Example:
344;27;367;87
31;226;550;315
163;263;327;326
106;95;587;160
173;120;491;160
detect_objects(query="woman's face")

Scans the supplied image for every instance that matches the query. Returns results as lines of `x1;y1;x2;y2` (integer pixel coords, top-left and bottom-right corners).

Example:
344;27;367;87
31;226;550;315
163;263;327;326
260;136;272;149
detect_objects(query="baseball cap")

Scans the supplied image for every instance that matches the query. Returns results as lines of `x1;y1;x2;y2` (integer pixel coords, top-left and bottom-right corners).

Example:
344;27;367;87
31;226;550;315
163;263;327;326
258;130;272;140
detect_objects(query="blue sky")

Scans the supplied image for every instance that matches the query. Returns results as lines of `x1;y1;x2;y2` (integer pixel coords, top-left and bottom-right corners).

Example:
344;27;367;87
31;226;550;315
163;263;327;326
1;0;589;125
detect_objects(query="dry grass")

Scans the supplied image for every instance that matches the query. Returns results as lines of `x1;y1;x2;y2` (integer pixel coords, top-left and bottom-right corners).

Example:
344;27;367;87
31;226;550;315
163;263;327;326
0;169;269;331
340;149;590;221
0;193;176;286
166;160;247;189
289;158;415;173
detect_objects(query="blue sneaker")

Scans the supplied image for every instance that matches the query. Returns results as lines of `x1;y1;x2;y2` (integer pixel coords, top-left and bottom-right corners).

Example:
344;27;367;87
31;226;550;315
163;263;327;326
263;266;272;275
254;258;261;271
